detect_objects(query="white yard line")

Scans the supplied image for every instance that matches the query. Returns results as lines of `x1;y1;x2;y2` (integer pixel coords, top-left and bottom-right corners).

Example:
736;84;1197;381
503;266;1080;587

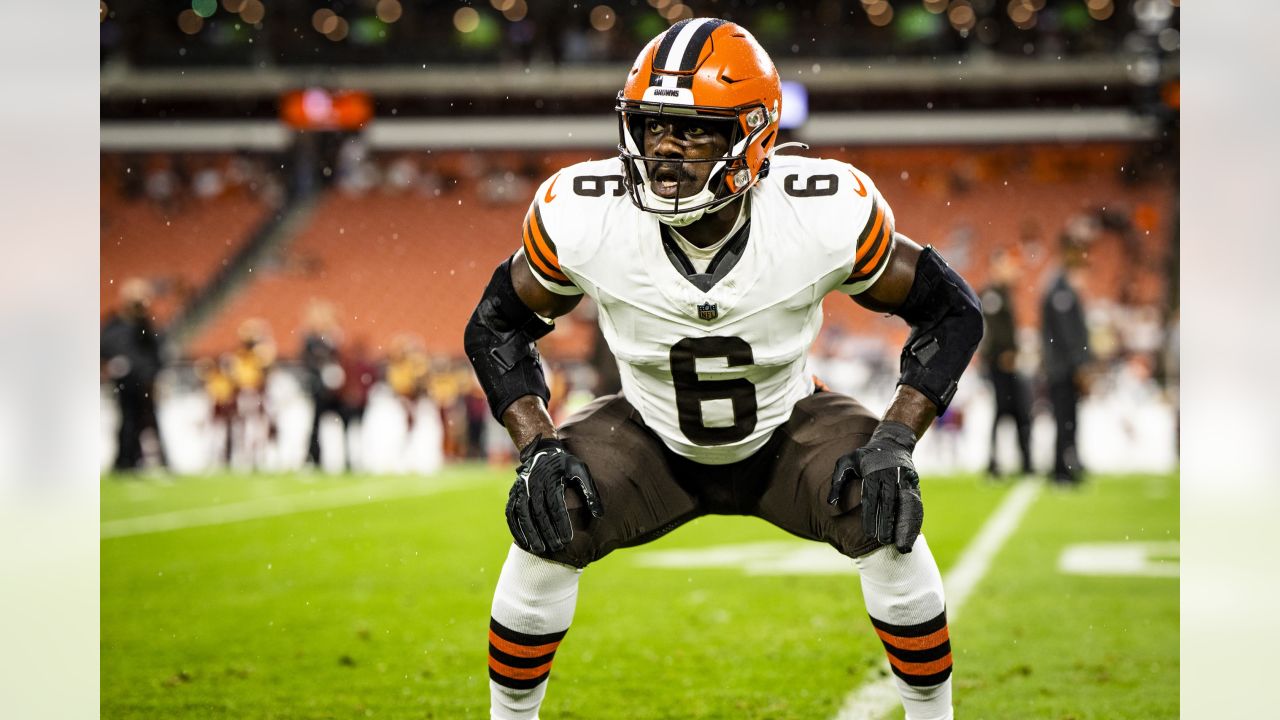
832;480;1043;720
101;477;473;540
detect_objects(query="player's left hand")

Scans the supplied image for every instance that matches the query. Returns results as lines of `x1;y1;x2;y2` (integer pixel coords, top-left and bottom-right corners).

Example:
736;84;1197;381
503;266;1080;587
827;421;923;554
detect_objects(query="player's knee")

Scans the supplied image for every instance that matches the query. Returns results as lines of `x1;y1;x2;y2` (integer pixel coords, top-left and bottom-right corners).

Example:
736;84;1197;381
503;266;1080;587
541;539;595;570
494;545;582;609
853;538;945;607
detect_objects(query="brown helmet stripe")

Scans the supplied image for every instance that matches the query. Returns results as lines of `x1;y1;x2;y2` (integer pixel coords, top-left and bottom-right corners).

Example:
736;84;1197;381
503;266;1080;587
650;18;727;87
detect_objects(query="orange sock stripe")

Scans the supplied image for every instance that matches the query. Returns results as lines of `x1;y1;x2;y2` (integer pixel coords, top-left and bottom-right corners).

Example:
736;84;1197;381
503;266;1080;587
488;655;555;681
886;651;953;678
488;629;562;659
875;624;950;652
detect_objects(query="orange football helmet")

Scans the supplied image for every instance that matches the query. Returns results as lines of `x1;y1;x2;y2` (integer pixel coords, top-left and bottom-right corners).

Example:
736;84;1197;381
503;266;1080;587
616;18;782;225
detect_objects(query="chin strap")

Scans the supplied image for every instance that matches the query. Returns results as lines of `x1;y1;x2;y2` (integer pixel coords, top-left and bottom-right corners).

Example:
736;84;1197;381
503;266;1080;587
769;141;809;157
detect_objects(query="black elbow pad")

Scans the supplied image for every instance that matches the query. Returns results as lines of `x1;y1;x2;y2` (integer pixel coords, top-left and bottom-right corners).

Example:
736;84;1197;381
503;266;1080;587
464;257;555;420
893;247;984;411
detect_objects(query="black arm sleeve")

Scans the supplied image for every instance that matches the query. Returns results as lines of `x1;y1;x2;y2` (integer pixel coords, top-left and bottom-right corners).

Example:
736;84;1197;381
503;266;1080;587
464;257;556;420
892;246;984;412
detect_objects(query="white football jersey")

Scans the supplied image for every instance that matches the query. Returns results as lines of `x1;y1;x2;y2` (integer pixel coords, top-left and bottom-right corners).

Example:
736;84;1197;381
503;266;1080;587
519;155;896;465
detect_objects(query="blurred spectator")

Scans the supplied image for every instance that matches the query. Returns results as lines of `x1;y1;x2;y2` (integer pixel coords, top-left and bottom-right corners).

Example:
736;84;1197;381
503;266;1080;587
386;333;430;459
463;379;490;460
980;248;1034;479
100;278;168;472
229;318;278;470
195;355;236;468
301;301;346;471
1041;230;1095;485
339;336;378;472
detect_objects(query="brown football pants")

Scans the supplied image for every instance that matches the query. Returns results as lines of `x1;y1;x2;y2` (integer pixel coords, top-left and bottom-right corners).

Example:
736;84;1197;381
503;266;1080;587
543;391;884;568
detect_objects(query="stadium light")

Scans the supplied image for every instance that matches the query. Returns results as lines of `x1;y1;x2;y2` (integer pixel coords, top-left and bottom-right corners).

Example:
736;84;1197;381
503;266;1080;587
779;81;808;130
590;5;616;32
312;9;338;35
239;0;264;24
454;6;480;33
375;0;402;24
177;8;204;34
502;0;527;22
192;0;217;19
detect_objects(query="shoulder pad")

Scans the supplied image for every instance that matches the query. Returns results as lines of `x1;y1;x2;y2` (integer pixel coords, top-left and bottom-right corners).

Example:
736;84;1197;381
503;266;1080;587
520;159;625;294
841;163;896;288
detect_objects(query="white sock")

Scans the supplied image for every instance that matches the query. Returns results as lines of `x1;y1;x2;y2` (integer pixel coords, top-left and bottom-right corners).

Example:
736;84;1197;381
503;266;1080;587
489;545;582;720
854;535;953;720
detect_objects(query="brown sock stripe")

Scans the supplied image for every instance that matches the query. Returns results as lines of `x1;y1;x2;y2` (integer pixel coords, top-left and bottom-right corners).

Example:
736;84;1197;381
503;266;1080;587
869;610;953;687
868;609;948;638
488;665;550;691
488;618;566;690
488;654;555;681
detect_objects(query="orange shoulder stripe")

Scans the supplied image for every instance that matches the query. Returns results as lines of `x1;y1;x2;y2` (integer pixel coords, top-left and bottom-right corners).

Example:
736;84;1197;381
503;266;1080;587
522;214;569;282
527;206;561;267
856;204;886;266
856;219;893;278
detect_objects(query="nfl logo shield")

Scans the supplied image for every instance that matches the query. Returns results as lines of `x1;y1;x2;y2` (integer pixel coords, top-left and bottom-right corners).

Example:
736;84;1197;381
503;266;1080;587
697;302;718;321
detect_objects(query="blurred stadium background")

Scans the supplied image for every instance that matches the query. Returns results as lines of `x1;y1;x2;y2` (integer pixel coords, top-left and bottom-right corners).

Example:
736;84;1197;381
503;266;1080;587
99;1;1179;717
100;0;1179;477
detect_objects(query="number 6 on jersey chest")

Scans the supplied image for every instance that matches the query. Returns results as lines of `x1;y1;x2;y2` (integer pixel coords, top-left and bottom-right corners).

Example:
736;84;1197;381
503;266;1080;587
669;336;758;445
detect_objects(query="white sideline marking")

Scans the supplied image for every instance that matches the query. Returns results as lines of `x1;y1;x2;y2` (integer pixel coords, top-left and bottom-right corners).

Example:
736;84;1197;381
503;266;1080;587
634;541;857;576
832;480;1043;720
101;477;470;539
1058;541;1179;578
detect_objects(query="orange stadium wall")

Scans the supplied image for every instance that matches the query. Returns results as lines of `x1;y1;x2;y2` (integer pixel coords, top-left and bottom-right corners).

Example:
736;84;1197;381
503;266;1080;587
101;143;1174;363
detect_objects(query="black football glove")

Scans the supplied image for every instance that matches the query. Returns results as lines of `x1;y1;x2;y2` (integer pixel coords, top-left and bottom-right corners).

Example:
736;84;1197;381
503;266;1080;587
827;421;923;554
506;436;603;555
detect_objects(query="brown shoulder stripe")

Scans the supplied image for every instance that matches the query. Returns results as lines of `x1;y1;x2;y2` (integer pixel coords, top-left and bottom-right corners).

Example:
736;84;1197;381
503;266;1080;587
521;204;572;285
845;193;894;283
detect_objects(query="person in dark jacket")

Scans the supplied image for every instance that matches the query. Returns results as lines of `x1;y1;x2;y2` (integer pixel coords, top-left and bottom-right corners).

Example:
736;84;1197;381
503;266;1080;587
980;248;1034;478
301;301;345;470
100;278;168;472
1041;234;1094;485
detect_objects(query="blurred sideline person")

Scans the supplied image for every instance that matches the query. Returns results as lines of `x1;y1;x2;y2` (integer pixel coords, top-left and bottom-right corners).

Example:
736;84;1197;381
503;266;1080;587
101;278;168;472
339;336;377;472
1041;228;1094;485
386;333;430;467
230;318;277;470
979;248;1033;478
300;301;347;471
195;355;237;467
465;19;982;720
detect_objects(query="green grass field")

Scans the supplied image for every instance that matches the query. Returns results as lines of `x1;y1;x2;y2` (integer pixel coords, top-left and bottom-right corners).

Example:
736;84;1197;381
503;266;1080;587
102;467;1177;719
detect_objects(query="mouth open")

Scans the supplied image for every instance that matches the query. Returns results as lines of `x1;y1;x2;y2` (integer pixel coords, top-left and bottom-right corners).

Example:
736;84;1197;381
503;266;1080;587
650;166;688;199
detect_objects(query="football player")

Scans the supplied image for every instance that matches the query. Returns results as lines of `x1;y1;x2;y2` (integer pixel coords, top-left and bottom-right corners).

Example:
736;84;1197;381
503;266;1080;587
465;18;982;720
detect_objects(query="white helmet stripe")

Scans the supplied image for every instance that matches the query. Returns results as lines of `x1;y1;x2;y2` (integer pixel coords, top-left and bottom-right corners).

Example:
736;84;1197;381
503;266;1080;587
663;18;712;72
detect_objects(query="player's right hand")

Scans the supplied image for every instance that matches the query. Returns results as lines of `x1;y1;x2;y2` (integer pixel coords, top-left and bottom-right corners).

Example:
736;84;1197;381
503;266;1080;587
506;436;604;555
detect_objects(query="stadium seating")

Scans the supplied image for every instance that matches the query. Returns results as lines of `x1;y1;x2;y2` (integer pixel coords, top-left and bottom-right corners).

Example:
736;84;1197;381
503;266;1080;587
100;154;274;325
182;145;1173;361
